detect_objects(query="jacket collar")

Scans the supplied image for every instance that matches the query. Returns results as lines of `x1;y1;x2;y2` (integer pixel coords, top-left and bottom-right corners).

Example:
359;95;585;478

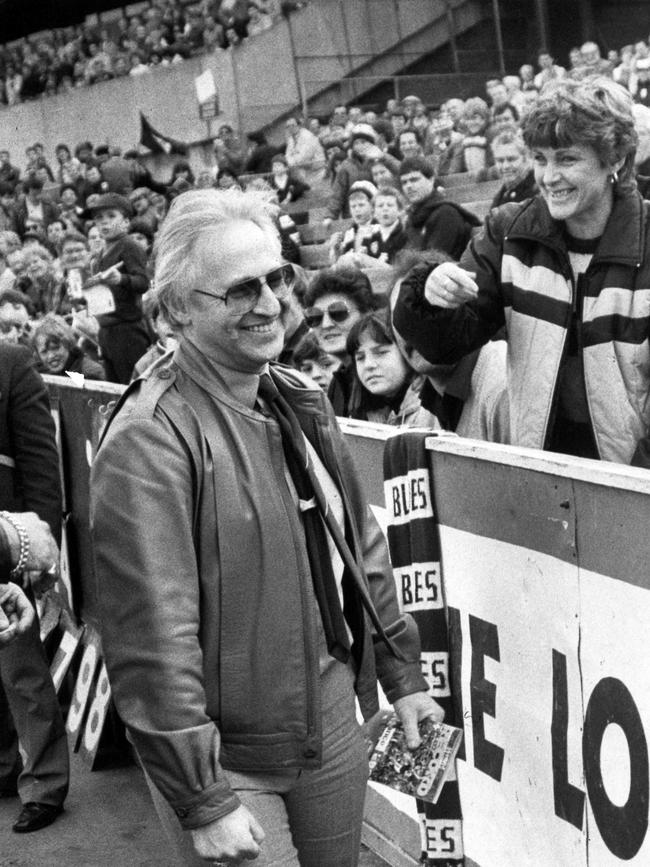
505;190;645;266
173;339;326;418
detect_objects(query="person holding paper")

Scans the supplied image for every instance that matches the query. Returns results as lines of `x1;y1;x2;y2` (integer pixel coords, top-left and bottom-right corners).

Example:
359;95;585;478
91;188;443;866
86;193;152;383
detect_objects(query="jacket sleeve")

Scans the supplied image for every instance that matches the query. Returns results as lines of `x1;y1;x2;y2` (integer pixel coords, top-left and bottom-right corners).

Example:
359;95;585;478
392;213;509;366
8;347;62;543
90;406;240;829
118;238;150;296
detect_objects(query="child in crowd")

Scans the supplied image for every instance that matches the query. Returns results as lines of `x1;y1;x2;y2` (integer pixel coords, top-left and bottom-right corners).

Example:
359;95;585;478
32;313;105;380
358;187;408;265
84;193;151;384
345;308;438;428
292;331;342;392
270;154;310;204
329;180;378;264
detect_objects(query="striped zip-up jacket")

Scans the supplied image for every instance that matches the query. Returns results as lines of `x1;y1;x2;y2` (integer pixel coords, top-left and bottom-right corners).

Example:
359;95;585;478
392;191;650;464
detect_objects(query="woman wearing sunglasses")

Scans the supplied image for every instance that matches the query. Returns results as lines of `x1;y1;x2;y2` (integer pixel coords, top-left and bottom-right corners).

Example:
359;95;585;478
303;266;382;416
91;189;441;867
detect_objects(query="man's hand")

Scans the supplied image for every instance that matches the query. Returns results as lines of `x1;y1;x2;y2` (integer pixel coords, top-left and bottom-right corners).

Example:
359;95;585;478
190;804;265;863
0;583;34;647
393;692;445;750
1;512;59;573
424;263;478;309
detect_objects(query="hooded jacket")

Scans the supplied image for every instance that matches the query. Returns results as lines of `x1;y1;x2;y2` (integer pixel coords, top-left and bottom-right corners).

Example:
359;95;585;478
405;190;481;260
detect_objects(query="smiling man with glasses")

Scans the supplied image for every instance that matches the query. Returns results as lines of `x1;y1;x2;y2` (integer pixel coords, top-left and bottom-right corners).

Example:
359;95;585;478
91;189;441;867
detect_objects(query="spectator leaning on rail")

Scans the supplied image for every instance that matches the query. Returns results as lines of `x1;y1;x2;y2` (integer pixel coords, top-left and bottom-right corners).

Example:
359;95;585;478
392;76;650;465
90;187;441;867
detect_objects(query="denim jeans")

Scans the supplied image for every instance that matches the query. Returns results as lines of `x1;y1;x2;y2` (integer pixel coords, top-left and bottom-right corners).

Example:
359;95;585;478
144;664;369;866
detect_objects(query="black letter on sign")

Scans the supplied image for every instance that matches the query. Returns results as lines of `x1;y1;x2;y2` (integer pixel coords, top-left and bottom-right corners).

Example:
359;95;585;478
469;615;504;781
448;606;465;761
551;650;585;829
583;677;649;860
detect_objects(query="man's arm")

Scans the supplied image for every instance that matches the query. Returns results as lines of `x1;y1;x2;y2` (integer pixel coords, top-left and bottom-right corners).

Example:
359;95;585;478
91;408;239;829
8;346;62;543
117;237;150;295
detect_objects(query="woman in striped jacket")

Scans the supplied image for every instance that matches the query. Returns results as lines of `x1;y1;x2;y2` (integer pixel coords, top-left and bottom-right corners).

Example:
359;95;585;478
393;76;650;465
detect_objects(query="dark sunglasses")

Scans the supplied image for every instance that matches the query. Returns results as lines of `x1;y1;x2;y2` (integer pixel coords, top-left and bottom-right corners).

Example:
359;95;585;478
194;263;294;313
304;301;351;328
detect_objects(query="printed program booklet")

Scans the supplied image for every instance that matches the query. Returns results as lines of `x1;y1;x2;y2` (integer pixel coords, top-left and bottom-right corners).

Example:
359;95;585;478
367;711;463;803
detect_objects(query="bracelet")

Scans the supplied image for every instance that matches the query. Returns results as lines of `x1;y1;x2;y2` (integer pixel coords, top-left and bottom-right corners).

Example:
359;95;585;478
0;512;30;578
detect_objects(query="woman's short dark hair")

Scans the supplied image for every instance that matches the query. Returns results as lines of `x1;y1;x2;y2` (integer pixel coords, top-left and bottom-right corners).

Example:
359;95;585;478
494;102;520;122
346;308;396;357
522;76;638;187
304;266;376;312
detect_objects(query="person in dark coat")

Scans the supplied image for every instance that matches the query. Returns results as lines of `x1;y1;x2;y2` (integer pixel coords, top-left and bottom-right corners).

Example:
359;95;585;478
85;193;152;384
398;157;481;260
0;342;69;833
244;131;283;175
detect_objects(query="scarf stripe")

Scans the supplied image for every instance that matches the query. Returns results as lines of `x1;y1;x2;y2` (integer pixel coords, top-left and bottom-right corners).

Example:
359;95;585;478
384;431;465;866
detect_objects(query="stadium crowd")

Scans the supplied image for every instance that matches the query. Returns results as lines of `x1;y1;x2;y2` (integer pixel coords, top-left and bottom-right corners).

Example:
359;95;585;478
2;13;650;852
0;0;306;104
2;36;650;408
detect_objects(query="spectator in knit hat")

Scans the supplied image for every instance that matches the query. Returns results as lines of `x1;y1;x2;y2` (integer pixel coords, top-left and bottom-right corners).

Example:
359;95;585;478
325;123;399;223
100;147;133;195
329;180;378;265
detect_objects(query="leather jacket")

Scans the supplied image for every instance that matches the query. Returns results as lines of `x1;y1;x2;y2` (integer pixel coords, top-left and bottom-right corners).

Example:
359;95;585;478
90;340;427;829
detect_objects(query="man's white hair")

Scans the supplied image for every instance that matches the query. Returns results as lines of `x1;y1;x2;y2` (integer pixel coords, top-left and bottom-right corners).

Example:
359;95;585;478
152;188;281;327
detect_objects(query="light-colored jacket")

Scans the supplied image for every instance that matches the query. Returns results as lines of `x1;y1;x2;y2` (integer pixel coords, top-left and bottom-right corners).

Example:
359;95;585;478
393;192;650;463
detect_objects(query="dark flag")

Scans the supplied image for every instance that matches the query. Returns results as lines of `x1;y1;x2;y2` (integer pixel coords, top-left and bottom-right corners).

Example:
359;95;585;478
139;113;188;155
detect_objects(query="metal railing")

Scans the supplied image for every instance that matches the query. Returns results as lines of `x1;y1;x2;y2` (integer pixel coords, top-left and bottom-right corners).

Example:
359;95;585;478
301;70;517;109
